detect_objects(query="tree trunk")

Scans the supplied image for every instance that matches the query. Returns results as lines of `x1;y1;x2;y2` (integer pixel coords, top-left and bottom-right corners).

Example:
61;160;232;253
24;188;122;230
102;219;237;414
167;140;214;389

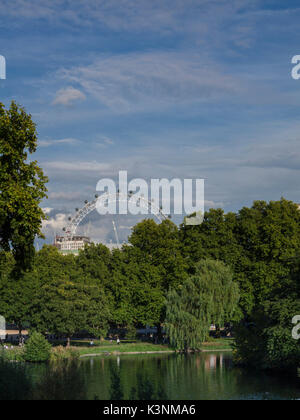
67;336;71;347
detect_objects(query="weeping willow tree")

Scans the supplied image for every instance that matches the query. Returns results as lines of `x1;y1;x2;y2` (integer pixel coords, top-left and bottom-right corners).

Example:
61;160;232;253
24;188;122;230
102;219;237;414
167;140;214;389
165;259;240;351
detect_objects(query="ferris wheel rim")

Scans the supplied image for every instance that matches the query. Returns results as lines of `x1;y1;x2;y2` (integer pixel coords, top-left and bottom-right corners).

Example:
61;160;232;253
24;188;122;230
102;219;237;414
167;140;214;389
63;192;168;239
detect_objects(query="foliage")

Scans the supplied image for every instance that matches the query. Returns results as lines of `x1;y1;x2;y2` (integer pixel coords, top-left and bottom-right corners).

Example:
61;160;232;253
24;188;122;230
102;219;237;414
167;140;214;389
0;254;38;336
0;101;48;269
180;199;300;315
234;298;300;371
234;254;300;371
49;346;80;363
23;331;52;363
125;325;137;341
166;259;240;351
30;246;111;343
110;246;164;327
129;219;188;292
0;346;25;362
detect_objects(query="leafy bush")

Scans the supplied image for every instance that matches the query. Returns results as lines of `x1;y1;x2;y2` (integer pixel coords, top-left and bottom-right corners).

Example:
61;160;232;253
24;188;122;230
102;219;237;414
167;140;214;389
0;346;25;362
23;332;52;363
49;346;80;363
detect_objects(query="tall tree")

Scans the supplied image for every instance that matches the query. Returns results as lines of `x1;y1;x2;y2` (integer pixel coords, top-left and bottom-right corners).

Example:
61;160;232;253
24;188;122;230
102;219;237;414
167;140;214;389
109;246;164;328
165;259;240;351
129;219;188;335
0;102;48;269
30;247;111;345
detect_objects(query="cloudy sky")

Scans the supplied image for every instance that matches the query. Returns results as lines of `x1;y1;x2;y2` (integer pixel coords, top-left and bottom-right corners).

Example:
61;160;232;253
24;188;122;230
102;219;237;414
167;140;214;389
1;0;300;243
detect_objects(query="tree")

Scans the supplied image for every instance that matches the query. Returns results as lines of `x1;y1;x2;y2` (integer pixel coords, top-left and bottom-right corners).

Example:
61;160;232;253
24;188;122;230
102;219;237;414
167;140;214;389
165;259;240;351
30;248;111;345
109;246;164;328
129;219;188;335
76;243;112;289
0;102;48;269
0;252;38;341
129;219;188;291
32;275;110;346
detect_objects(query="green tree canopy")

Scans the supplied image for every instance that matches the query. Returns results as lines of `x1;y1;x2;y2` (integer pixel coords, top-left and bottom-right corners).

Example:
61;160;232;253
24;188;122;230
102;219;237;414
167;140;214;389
166;259;240;351
234;256;300;371
0;102;48;269
30;247;111;344
180;199;300;314
129;219;188;292
109;246;164;327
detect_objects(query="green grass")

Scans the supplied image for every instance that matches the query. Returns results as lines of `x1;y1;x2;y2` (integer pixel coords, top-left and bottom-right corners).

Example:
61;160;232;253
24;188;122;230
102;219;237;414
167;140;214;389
200;338;234;351
73;341;172;355
66;338;234;355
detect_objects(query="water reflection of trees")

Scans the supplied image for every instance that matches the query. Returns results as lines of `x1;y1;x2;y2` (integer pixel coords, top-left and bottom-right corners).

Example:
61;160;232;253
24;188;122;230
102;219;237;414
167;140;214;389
61;353;300;400
85;353;236;400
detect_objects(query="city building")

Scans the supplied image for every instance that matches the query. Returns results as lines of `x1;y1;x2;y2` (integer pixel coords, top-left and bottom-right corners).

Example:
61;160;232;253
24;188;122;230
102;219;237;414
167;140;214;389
54;235;91;256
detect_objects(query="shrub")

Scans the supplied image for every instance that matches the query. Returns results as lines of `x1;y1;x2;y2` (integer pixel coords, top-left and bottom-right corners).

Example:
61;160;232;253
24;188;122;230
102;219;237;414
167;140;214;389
0;346;24;362
49;346;80;363
23;332;52;363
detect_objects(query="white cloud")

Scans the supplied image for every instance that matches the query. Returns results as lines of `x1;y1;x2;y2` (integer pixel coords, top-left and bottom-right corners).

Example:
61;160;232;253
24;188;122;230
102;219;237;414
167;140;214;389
42;213;68;233
39;138;81;147
42;207;54;215
92;136;115;149
44;161;113;173
0;0;256;34
56;51;240;112
52;87;86;106
48;191;85;201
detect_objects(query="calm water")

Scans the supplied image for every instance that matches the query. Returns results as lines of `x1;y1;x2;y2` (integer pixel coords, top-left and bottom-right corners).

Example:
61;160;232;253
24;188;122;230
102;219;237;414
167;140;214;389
27;352;300;400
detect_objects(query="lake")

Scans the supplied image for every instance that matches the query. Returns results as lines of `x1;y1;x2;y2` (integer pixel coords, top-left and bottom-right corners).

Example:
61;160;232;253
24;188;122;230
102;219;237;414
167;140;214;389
26;352;300;400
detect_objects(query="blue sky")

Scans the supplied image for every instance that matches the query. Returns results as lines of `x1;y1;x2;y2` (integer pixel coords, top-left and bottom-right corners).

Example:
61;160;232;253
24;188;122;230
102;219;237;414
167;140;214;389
1;0;300;243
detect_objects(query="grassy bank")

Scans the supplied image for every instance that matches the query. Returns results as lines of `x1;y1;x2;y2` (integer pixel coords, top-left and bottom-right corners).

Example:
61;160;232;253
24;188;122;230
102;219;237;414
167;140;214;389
71;341;172;356
1;338;234;361
72;338;234;356
200;338;234;351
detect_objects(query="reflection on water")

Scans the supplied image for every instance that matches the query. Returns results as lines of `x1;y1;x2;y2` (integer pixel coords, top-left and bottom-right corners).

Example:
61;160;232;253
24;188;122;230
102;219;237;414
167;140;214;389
27;352;300;400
